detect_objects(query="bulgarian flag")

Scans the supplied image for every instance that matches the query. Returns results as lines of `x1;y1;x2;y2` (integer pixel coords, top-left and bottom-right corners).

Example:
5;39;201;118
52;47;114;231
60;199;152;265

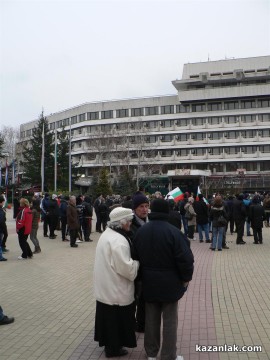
196;186;209;204
166;187;184;202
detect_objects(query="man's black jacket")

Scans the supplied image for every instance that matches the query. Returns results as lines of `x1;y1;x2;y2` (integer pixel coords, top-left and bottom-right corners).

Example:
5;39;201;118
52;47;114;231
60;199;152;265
133;212;194;303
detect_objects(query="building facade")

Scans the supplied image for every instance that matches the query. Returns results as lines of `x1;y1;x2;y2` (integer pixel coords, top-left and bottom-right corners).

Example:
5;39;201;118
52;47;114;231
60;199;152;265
18;55;270;193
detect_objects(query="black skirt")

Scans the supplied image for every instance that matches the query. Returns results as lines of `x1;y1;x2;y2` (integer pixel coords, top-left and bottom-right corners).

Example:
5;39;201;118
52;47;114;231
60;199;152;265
94;301;137;349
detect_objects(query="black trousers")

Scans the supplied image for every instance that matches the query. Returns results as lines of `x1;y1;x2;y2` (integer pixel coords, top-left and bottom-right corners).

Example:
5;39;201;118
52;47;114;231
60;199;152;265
48;215;57;237
252;226;263;243
96;214;102;232
1;224;8;249
61;217;67;240
82;218;91;240
43;214;49;236
235;219;245;243
69;229;77;246
18;231;33;258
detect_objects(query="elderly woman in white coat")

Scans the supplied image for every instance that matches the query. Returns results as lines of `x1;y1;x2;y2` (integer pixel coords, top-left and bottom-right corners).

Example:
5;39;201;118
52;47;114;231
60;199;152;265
94;207;139;358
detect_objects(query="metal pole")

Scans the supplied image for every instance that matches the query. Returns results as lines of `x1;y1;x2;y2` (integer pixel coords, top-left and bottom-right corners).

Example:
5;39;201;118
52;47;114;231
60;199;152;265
69;124;72;193
54;128;57;193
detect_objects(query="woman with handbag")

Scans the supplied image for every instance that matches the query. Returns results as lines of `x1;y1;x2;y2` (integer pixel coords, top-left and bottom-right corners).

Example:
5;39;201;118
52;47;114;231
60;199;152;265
209;196;228;251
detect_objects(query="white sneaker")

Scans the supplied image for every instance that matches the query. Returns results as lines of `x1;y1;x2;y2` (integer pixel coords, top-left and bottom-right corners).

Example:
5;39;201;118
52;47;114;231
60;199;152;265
18;256;27;260
193;237;197;241
76;240;83;243
176;356;184;360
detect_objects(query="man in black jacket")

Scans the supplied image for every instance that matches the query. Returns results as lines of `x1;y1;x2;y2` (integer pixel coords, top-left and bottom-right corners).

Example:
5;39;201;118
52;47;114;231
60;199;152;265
133;199;194;360
129;191;149;333
194;194;210;243
233;194;247;245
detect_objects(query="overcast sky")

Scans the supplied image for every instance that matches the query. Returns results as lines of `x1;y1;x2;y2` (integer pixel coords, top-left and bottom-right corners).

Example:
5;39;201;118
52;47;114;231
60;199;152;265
0;0;269;129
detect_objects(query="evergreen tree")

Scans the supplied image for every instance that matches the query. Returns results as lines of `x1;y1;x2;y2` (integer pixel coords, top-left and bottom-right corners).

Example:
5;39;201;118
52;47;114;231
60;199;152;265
113;170;136;196
21;112;54;190
57;127;70;190
95;167;112;197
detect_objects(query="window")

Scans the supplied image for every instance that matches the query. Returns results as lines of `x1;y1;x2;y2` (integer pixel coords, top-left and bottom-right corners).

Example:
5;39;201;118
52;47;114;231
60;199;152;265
241;115;256;123
26;129;32;137
208;117;222;125
258;114;270;122
175;118;189;126
131;108;143;117
160;150;173;157
87;154;96;161
161;105;174;114
208;102;222;111
49;123;55;130
240;99;256;109
160;120;174;128
176;104;190;113
191;148;204;156
71;116;77;125
260;129;270;137
226;147;239;154
224;116;239;124
241;146;257;154
245;162;257;171
191;103;206;112
175;134;188;141
208;132;223;140
56;120;62;128
257;98;270;108
101;110;113;119
259;145;270;153
193;133;206;141
191;118;204;126
115;123;127;131
79;113;85;122
260;161;270;171
178;149;188;156
160;135;172;142
116;109;129;118
63;118;70;126
87;112;99;120
148;121;157;129
226;131;239;139
241;130;256;138
145;106;159;116
224;101;239;110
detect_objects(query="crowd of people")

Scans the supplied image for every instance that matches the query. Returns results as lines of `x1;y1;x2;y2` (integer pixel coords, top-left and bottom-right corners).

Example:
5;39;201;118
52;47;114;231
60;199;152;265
0;188;269;359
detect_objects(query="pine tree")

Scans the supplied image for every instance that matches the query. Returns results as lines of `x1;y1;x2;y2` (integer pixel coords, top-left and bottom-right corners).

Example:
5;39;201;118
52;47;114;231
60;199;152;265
95;167;112;197
57;127;70;190
21;112;54;190
113;170;136;196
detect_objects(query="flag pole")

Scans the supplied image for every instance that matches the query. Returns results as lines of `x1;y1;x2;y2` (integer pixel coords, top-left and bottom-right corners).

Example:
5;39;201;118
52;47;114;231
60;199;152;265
54;128;57;193
68;123;72;193
41;122;45;193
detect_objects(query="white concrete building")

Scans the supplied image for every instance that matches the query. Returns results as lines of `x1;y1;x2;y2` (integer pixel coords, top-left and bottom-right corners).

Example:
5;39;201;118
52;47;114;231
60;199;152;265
18;55;270;194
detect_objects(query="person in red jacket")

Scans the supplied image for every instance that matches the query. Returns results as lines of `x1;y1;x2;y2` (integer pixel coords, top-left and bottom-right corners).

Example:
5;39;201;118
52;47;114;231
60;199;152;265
16;198;33;260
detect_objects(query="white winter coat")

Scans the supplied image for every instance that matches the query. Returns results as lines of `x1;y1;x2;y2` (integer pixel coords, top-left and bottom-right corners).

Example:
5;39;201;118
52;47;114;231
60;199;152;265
94;227;139;306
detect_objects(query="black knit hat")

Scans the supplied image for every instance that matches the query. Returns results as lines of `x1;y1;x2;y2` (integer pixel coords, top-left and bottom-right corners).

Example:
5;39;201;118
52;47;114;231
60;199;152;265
132;192;149;210
150;199;170;214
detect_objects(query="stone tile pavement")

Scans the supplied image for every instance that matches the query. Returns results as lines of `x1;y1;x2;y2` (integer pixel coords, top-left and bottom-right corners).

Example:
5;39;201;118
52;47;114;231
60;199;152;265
1;208;270;360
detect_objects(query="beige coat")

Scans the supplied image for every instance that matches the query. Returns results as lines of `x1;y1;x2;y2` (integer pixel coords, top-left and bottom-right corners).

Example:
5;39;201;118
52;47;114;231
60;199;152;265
184;202;197;226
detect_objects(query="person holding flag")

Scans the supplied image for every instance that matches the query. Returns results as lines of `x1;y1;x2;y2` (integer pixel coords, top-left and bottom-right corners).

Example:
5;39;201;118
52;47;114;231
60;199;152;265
194;194;211;243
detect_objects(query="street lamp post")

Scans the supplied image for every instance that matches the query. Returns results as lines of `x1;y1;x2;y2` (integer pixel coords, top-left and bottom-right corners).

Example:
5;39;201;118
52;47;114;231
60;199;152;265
69;125;72;193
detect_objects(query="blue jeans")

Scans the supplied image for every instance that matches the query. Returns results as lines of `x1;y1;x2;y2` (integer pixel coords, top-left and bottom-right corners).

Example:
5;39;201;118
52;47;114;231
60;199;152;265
197;223;210;241
246;219;251;235
212;227;224;250
181;215;188;236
